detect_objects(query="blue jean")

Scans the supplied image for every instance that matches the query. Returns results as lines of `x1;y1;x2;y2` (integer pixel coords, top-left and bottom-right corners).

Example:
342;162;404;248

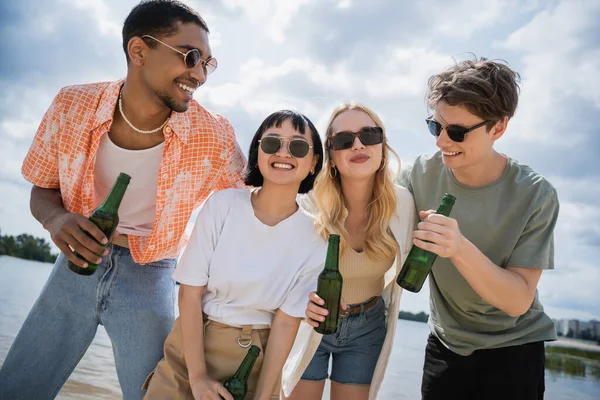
0;245;176;400
301;297;387;385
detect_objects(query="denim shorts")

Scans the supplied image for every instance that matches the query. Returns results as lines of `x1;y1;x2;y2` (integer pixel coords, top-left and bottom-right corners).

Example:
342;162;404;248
301;296;387;385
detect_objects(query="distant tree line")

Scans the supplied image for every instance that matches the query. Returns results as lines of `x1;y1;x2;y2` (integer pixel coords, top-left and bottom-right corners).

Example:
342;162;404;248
558;328;598;342
398;310;429;323
0;230;58;263
578;329;598;342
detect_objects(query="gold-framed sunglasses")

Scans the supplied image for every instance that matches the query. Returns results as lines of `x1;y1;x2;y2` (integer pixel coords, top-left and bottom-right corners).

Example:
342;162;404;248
259;136;313;158
141;35;218;74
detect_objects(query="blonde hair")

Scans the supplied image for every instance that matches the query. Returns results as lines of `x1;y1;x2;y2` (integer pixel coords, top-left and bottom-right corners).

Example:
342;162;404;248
313;102;400;261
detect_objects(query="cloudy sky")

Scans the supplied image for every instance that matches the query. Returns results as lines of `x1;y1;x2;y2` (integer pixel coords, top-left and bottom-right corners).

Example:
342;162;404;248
1;0;598;321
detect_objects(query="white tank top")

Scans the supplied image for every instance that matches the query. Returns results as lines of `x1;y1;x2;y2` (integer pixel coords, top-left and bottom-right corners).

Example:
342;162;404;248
93;133;164;237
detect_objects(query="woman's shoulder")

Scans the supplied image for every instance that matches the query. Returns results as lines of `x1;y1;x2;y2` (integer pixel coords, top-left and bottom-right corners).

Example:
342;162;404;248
210;187;250;200
297;191;319;216
391;184;417;240
203;188;250;210
393;184;415;207
294;193;327;244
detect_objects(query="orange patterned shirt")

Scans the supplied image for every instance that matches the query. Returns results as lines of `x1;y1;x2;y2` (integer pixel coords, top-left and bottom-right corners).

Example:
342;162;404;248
22;79;246;264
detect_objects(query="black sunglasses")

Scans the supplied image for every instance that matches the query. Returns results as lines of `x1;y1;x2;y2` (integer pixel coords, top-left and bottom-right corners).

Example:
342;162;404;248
259;136;313;158
328;126;384;150
141;35;218;74
426;117;492;143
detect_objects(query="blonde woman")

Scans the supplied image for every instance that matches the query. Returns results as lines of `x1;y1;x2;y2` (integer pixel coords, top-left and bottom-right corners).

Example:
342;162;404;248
282;103;417;400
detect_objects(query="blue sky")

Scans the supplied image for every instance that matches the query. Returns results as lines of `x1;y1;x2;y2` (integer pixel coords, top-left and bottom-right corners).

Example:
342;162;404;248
0;0;599;320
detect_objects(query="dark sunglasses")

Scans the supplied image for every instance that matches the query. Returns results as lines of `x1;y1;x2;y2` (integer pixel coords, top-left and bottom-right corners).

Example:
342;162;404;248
328;126;384;150
141;35;218;74
259;136;313;158
426;117;492;143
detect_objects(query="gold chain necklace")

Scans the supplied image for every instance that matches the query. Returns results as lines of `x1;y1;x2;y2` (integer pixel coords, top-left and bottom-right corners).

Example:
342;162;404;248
118;93;169;135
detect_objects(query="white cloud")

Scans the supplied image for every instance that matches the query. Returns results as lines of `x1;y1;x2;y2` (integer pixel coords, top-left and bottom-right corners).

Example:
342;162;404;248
538;193;600;320
497;0;600;143
541;258;600;320
220;0;271;21
501;0;599;54
208;30;223;49
364;48;450;98
203;47;449;121
1;120;39;141
337;0;352;9
0;182;42;240
0;84;63;139
265;0;315;44
1;0;599;321
60;0;122;37
550;176;600;204
416;0;538;39
201;56;353;118
544;306;600;322
0;140;28;183
219;0;316;43
553;201;600;254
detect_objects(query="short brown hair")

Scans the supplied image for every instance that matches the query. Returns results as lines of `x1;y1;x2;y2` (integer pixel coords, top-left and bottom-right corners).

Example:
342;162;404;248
427;57;521;123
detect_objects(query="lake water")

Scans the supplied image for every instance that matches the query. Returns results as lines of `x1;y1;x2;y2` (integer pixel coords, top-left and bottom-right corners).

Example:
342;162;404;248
1;256;599;399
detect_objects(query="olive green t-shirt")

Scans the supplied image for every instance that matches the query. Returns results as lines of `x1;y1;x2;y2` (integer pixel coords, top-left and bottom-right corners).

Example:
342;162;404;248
398;152;559;356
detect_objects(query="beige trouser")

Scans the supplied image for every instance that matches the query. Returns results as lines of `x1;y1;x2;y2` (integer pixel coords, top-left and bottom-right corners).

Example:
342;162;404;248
143;317;280;400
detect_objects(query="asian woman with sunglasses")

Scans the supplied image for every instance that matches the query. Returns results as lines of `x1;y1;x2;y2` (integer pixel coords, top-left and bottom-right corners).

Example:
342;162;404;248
143;110;326;400
282;103;417;400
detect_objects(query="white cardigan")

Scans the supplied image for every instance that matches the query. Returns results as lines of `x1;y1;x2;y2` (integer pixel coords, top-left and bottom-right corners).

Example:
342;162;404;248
282;185;417;399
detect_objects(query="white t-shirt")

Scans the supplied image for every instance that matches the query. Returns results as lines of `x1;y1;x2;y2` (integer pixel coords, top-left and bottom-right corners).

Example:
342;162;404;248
173;188;328;327
94;133;164;236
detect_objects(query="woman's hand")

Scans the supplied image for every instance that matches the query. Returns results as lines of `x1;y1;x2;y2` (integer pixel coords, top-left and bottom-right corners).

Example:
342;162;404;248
305;291;347;328
190;375;232;400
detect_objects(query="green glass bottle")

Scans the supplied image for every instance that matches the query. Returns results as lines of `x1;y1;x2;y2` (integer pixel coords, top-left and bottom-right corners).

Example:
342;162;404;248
221;345;261;400
314;234;342;335
68;173;131;276
396;193;456;293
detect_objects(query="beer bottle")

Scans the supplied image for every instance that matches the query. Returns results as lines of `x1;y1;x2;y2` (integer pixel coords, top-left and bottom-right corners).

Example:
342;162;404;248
314;234;342;335
68;173;131;276
396;193;456;292
222;345;261;400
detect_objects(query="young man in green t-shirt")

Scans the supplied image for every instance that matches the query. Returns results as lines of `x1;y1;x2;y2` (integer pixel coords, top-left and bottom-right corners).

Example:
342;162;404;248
399;58;559;400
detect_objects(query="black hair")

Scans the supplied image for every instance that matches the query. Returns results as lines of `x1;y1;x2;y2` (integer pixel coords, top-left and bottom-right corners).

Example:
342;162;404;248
122;0;209;63
244;110;324;194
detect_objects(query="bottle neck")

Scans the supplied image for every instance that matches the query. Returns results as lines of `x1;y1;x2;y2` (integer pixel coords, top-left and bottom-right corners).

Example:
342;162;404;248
101;180;128;214
436;200;455;217
232;353;259;382
323;240;340;272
